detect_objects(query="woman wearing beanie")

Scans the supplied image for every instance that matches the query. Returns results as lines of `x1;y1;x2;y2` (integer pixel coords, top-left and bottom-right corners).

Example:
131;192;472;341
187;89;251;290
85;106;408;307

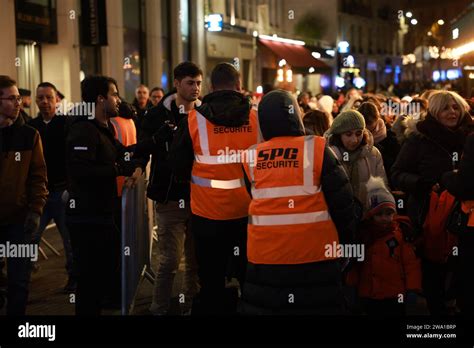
325;109;388;212
391;90;473;315
346;177;422;316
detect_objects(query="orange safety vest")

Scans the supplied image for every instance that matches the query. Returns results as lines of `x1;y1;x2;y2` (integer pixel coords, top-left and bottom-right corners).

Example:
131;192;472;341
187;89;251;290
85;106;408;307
110;117;137;196
243;135;340;265
462;201;474;227
188;108;260;220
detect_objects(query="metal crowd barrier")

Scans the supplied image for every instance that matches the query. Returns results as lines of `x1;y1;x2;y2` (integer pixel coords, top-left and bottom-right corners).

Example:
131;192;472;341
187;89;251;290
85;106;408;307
120;174;155;315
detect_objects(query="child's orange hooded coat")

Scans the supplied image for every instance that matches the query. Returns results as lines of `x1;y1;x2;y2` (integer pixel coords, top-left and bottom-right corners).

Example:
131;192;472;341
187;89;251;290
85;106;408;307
346;216;422;299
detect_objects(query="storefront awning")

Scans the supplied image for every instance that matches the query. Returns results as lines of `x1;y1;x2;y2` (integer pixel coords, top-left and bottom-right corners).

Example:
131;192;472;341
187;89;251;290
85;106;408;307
259;39;329;69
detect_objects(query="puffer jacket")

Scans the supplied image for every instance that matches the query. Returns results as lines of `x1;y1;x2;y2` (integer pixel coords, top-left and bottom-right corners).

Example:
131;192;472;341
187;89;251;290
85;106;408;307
327;129;388;212
238;90;359;315
346;217;422;299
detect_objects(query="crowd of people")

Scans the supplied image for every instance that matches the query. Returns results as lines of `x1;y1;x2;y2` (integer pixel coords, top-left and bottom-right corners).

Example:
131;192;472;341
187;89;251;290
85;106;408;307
0;61;473;316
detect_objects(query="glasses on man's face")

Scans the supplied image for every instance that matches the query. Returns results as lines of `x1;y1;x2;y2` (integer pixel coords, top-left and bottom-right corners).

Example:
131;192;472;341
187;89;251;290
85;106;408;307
0;96;22;104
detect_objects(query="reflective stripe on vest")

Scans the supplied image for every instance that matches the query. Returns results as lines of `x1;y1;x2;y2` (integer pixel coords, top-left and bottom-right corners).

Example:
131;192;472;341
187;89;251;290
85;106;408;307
244;135;339;264
249;211;330;226
191;175;245;189
188;109;259;220
248;136;321;201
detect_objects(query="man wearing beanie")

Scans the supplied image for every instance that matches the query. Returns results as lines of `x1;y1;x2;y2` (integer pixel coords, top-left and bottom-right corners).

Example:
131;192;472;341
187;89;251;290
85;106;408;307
346;176;421;316
325;110;388;212
239;89;358;315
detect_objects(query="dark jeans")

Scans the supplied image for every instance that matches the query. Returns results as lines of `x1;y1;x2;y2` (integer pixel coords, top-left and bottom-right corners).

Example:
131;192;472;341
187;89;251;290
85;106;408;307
0;224;33;315
33;190;74;276
191;214;247;315
67;217;120;315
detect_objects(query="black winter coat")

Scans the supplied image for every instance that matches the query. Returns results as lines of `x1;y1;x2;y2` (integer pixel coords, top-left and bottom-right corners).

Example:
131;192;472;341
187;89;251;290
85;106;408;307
391;114;472;228
65;117;135;217
135;92;200;203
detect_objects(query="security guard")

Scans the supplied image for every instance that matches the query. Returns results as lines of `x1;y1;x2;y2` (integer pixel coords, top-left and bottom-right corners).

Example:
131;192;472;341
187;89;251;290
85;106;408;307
170;63;260;315
240;90;358;315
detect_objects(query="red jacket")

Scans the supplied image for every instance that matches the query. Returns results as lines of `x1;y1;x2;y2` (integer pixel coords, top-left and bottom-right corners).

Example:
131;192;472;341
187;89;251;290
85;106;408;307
346;217;422;299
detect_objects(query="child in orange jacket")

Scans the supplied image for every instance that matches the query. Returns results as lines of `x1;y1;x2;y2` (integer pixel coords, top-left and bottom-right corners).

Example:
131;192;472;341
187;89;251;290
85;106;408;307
347;176;422;315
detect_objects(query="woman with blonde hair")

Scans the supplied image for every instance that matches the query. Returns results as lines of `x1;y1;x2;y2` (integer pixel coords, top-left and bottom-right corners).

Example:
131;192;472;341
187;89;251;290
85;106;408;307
391;90;473;315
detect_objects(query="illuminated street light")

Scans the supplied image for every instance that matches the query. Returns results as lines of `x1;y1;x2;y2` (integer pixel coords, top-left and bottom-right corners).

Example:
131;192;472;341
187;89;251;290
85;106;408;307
312;52;321;59
406;11;413;18
438;19;445;25
411;19;418;25
278;59;287;67
427;31;432;36
253;30;258;37
308;67;315;73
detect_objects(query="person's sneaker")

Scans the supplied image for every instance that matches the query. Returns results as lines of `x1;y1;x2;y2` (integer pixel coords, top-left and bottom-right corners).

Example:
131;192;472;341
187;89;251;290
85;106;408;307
63;277;77;293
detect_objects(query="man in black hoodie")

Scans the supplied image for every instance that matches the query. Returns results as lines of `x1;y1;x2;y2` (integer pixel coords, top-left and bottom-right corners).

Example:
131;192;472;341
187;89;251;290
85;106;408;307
65;76;138;315
134;62;202;315
169;63;261;315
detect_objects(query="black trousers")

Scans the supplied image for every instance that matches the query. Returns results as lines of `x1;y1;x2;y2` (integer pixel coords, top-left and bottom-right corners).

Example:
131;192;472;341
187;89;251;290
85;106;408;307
191;214;247;315
67;217;120;315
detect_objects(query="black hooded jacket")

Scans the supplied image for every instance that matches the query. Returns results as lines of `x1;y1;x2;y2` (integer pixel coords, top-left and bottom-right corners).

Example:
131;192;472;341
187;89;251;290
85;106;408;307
169;90;252;179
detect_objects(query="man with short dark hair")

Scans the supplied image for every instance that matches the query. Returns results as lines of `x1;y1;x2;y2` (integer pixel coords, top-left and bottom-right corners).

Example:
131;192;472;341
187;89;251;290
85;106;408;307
169;62;261;315
65;75;139;315
29;82;75;292
18;88;32;123
150;87;165;107
0;75;48;315
134;62;202;315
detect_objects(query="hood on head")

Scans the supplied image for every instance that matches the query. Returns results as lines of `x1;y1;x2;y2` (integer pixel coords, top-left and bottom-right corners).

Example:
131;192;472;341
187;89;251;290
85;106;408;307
258;89;305;141
197;90;250;127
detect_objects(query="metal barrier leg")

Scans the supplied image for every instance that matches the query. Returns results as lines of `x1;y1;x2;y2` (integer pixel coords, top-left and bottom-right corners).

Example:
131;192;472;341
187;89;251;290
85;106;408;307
40;237;61;257
39;246;48;260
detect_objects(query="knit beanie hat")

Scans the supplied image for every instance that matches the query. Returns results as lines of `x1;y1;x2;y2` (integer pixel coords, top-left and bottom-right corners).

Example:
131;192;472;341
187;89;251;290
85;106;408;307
328;110;366;135
318;95;334;115
365;176;396;219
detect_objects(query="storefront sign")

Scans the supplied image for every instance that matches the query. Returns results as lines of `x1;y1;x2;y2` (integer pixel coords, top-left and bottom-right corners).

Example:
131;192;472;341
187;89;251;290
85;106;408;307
80;0;108;46
15;0;58;43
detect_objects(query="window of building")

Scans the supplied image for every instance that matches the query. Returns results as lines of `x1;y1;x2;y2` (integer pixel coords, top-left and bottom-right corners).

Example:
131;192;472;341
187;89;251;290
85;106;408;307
180;0;190;61
122;0;147;102
161;0;171;92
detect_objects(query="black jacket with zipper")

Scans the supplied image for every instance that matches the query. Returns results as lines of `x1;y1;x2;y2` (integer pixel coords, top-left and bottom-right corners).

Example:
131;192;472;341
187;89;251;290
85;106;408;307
65;115;136;217
29;114;68;192
135;91;201;203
